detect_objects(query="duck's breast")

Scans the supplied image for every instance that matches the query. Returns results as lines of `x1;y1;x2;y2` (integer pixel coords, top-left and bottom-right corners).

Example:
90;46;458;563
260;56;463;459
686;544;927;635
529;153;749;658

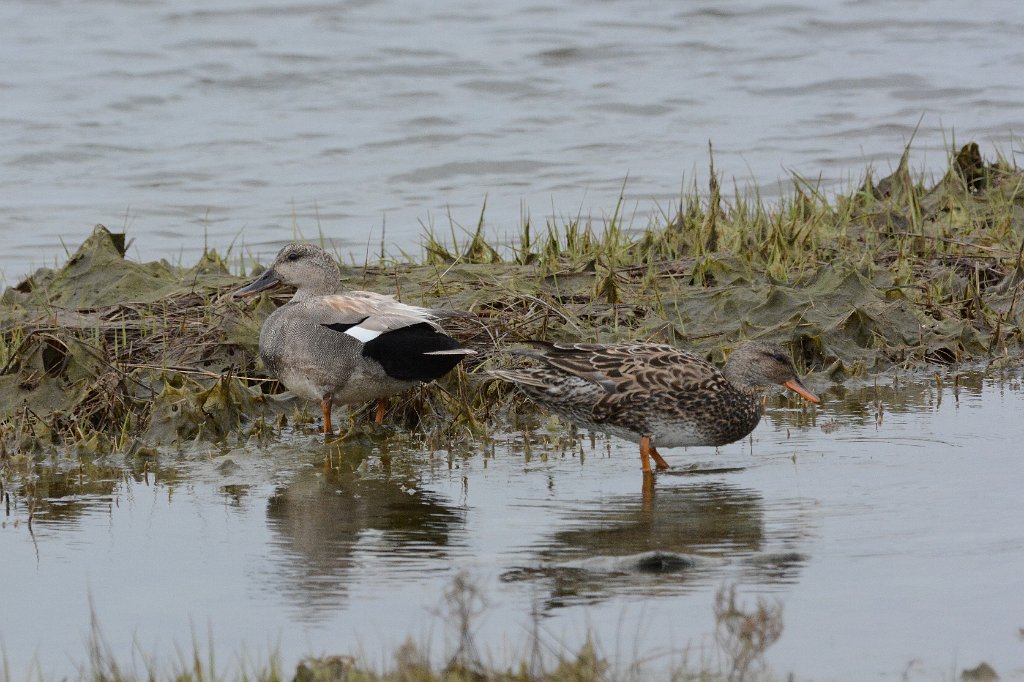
653;388;761;447
259;305;359;400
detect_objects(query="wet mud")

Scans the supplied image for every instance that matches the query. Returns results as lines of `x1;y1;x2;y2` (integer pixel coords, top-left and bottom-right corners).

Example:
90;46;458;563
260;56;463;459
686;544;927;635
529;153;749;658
1;145;1023;453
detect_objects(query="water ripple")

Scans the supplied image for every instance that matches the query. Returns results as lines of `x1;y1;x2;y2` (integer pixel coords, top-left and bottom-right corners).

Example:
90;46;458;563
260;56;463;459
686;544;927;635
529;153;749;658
2;0;1023;282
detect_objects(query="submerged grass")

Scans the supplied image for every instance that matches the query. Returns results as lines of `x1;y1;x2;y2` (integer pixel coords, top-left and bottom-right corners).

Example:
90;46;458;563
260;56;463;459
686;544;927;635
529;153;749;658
12;574;784;682
1;143;1023;453
8;569;1005;681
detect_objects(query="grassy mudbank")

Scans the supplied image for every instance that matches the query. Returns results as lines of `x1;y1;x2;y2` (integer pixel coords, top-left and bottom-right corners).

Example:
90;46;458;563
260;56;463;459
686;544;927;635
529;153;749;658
1;144;1023;451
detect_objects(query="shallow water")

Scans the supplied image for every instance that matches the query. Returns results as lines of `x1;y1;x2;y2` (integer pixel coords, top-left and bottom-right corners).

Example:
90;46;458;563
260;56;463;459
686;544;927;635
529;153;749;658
2;371;1023;680
3;0;1024;283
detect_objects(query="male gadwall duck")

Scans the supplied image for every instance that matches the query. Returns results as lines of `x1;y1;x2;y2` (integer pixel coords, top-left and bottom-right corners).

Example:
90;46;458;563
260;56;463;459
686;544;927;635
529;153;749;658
234;243;474;434
489;340;819;474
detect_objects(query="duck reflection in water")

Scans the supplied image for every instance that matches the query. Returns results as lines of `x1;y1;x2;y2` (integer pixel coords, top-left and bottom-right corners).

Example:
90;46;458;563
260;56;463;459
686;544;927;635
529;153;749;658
502;481;806;611
263;464;465;618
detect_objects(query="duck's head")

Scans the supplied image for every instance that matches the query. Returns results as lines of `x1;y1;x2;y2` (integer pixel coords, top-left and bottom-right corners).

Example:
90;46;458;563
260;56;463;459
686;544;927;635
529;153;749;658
723;341;820;404
233;242;341;300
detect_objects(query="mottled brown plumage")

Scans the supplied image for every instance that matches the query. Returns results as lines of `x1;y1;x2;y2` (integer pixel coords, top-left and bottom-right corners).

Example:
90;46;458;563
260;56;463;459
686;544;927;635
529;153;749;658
490;341;819;474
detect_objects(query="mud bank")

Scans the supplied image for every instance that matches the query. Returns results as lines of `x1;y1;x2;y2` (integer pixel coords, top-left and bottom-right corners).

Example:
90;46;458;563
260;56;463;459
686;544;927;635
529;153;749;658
1;144;1022;450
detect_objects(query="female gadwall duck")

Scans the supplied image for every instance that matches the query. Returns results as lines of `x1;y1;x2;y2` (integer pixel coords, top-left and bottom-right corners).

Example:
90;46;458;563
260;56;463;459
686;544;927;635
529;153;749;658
233;243;474;434
489;340;819;474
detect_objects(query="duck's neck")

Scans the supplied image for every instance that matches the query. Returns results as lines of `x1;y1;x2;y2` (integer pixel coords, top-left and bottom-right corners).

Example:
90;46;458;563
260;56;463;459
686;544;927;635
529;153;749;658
722;361;769;399
291;278;339;302
291;288;326;303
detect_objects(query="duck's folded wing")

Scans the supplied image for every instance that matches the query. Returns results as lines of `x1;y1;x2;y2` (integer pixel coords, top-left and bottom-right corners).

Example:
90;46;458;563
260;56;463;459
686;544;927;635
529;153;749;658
524;343;720;424
591;364;721;423
523;343;703;386
320;292;442;342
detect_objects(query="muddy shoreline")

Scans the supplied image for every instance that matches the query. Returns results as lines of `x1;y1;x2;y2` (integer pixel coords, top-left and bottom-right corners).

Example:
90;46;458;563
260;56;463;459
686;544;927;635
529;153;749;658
1;144;1022;451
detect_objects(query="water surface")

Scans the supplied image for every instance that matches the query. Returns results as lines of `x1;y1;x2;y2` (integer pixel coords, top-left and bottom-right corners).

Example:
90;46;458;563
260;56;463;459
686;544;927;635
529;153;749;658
2;0;1023;282
2;372;1023;680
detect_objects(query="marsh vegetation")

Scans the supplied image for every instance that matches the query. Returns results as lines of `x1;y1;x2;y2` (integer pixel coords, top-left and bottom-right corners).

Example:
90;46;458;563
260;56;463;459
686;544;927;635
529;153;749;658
2;144;1022;454
1;145;1023;681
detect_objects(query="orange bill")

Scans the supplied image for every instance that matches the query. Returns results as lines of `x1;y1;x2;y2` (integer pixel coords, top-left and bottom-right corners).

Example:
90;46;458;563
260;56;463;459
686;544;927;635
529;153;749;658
784;377;820;404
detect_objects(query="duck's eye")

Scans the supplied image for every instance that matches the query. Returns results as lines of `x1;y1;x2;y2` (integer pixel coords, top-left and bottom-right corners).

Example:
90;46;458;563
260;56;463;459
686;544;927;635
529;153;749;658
286;252;301;262
771;352;790;364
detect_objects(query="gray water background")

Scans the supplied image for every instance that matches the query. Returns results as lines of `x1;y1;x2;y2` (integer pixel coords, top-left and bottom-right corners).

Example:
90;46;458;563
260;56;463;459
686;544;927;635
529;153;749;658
2;0;1023;283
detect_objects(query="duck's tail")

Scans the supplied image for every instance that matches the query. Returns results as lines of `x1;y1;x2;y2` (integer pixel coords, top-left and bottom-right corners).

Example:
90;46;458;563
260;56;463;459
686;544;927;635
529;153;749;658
362;323;474;381
424;348;477;355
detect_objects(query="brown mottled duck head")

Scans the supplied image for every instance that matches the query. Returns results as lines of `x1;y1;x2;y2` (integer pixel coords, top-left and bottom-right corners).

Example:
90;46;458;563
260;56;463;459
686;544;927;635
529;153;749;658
723;341;820;404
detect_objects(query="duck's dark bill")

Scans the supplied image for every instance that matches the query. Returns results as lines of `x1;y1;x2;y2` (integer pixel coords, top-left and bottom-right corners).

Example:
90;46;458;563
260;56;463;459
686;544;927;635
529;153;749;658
783;377;820;404
232;270;281;298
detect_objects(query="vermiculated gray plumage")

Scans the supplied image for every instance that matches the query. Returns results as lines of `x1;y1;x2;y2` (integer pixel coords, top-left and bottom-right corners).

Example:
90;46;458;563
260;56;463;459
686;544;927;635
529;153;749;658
234;243;474;432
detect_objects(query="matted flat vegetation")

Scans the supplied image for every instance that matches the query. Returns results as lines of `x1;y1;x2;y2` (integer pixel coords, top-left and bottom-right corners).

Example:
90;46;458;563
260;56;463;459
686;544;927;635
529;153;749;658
1;143;1023;453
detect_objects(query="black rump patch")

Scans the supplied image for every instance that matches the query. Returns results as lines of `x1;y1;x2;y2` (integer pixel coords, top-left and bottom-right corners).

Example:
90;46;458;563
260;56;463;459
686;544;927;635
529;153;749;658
361;323;467;381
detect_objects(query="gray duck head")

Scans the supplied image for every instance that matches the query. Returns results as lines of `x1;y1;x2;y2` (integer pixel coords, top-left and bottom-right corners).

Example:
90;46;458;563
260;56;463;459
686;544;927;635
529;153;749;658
721;341;820;403
233;243;341;300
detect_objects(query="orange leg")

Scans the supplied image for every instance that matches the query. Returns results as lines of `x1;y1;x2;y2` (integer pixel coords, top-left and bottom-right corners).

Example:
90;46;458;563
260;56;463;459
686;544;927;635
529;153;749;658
374;399;387;425
641;471;655;511
321;396;333;435
650;445;670;471
640;435;653;475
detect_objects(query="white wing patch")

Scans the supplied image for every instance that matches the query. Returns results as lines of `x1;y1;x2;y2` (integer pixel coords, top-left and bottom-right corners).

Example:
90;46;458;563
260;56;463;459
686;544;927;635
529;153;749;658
342;325;384;343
